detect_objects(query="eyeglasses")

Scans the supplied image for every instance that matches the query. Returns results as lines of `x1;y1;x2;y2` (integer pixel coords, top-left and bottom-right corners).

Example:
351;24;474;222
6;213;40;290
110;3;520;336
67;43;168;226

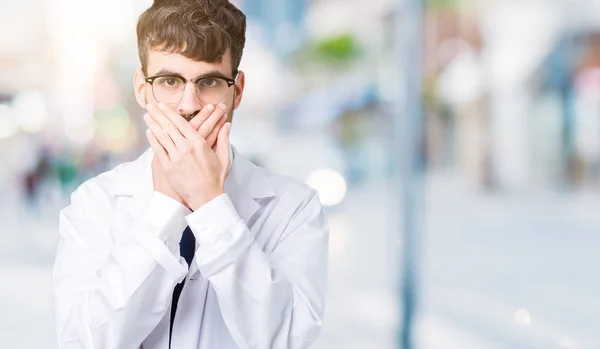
145;71;238;105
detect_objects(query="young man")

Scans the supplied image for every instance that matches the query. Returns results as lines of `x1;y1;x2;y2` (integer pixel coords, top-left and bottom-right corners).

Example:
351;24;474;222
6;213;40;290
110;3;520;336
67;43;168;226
52;1;329;348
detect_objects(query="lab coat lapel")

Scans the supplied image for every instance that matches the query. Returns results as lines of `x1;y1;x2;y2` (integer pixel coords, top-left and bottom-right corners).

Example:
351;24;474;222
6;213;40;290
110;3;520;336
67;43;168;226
223;150;261;226
110;148;155;222
188;147;276;280
108;146;276;277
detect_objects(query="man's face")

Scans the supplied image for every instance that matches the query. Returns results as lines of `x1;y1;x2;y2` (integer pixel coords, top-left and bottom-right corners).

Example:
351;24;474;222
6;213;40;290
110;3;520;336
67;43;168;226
134;48;245;122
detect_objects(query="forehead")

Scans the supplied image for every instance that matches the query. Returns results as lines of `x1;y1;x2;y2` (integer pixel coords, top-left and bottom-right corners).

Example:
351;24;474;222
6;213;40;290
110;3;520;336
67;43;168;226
146;48;233;76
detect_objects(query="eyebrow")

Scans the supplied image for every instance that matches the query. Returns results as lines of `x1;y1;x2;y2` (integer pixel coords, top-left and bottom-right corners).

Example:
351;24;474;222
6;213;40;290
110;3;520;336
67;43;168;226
152;69;232;80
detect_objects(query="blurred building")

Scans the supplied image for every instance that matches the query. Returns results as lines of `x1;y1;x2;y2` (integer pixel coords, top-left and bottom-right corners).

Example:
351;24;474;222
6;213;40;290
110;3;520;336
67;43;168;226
240;0;307;57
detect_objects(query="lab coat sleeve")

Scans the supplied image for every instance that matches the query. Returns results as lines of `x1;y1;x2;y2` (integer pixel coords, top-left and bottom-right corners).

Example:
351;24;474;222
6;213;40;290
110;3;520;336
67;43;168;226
186;191;329;349
53;182;190;349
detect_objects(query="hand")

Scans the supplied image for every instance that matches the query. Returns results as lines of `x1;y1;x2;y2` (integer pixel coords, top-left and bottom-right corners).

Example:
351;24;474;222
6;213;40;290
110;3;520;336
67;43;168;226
152;157;186;206
145;103;228;207
188;103;229;150
144;103;232;211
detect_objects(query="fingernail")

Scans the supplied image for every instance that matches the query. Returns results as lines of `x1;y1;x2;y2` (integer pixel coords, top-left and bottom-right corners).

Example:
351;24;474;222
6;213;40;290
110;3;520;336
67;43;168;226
146;103;153;110
218;103;227;111
206;104;215;112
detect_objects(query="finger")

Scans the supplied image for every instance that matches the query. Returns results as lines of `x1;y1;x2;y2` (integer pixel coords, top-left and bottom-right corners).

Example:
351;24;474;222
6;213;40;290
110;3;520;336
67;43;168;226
147;104;187;151
144;113;177;155
147;104;186;149
157;103;199;142
216;122;231;169
198;103;227;139
190;104;215;131
146;128;170;167
206;115;227;149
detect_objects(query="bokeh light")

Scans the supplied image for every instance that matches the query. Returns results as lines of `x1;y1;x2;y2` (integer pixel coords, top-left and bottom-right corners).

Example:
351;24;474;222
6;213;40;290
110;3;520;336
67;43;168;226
514;309;532;325
64;121;95;145
306;169;347;207
0;104;19;140
12;90;47;133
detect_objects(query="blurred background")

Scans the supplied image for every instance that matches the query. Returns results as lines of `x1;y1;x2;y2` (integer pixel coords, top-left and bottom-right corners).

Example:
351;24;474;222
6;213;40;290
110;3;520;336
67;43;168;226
1;0;600;348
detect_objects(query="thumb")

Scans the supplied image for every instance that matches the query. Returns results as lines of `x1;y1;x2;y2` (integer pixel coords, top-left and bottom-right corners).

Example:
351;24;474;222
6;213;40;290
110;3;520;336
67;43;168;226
216;122;231;167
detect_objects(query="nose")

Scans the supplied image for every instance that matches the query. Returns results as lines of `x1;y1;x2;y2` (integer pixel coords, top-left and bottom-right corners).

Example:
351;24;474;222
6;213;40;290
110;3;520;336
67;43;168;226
176;82;203;119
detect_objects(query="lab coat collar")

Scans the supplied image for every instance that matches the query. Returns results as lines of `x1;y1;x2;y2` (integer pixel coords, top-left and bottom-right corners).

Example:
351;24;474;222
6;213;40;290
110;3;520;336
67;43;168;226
110;145;276;282
110;145;276;205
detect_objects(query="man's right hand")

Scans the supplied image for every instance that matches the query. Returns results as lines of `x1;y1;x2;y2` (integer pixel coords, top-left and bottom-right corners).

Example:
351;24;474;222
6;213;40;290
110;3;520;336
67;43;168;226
152;157;186;205
148;103;228;207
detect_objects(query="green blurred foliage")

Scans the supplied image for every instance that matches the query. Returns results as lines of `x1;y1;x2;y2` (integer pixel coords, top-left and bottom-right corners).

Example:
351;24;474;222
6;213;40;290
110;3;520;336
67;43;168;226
313;33;362;62
293;33;362;73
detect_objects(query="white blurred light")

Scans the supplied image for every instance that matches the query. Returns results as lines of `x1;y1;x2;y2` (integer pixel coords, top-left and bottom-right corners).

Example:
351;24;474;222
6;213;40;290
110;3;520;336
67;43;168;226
12;90;48;133
47;0;103;86
558;336;578;349
89;0;135;45
0;2;41;56
0;104;19;139
327;214;350;262
60;42;101;83
514;309;532;325
306;169;347;207
438;47;485;104
65;121;95;145
482;1;562;88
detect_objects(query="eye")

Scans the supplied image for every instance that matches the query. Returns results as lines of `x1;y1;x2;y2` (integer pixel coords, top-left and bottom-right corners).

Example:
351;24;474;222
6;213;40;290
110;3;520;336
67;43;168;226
155;76;182;88
201;78;219;87
163;78;178;86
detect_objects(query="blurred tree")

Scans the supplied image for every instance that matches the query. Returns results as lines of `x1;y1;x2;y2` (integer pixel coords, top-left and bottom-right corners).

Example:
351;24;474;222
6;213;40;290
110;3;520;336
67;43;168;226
292;32;363;75
313;34;362;62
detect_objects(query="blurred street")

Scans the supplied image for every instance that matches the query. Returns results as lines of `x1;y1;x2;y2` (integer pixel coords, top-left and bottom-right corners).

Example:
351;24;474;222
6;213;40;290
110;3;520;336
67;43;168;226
3;0;600;347
2;170;599;348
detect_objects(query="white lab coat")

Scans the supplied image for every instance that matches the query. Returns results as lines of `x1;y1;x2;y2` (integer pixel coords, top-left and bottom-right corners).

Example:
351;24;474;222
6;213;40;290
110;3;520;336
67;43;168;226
53;146;329;349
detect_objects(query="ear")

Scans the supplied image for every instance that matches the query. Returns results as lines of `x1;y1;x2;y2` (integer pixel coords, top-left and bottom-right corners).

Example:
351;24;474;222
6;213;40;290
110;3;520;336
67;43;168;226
232;70;245;110
133;69;148;108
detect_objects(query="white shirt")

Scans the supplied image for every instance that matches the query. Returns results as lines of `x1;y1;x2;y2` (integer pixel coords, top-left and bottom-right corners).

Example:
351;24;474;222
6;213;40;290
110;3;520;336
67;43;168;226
52;146;329;349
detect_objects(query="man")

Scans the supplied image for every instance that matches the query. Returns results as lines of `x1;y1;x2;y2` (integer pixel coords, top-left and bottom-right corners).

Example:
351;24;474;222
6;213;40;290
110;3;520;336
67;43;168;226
52;1;329;348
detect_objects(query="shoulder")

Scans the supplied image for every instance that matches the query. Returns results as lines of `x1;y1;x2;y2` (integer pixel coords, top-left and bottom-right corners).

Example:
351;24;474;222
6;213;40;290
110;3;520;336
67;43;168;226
230;148;320;208
249;163;327;242
67;149;151;208
249;161;322;219
237;153;317;204
267;171;317;204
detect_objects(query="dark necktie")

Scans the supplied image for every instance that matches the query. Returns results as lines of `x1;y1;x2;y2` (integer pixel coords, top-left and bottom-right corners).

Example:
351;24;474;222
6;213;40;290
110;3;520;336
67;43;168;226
169;226;196;346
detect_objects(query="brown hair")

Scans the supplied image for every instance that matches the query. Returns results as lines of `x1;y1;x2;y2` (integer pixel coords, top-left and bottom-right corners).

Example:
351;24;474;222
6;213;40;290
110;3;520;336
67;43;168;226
136;0;246;76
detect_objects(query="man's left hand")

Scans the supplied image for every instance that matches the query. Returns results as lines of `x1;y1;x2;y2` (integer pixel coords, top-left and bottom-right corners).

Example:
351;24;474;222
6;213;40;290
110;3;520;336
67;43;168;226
144;103;232;211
